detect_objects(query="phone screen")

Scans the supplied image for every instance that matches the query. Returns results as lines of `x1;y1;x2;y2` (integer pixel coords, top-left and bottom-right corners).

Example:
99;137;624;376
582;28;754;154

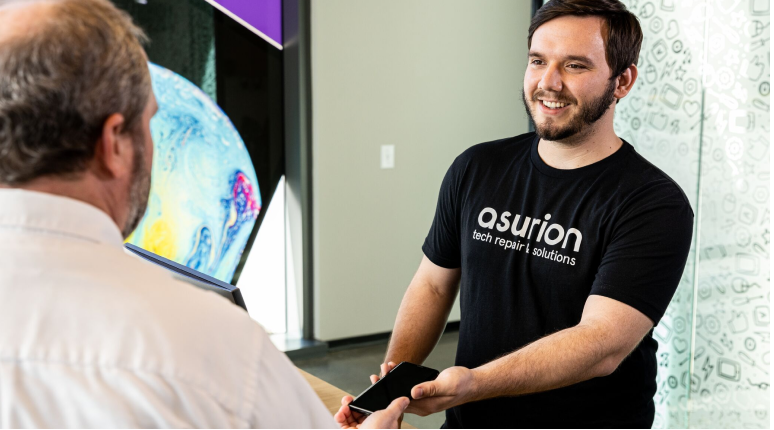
349;362;439;415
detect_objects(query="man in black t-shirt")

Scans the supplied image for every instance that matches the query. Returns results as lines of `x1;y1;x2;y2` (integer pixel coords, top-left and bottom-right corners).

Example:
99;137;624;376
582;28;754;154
351;0;694;428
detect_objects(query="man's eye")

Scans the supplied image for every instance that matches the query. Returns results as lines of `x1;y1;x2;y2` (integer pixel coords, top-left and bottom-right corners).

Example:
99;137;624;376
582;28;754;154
530;59;544;65
567;64;584;69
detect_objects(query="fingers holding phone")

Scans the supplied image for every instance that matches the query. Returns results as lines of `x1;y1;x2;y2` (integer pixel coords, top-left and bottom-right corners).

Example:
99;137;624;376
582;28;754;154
404;366;476;417
367;397;409;429
366;361;403;427
334;396;359;429
335;395;408;429
352;362;439;416
370;361;397;384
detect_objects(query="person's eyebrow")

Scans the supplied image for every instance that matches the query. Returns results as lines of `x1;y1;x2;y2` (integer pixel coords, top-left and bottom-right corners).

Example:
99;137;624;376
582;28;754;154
528;51;596;65
564;54;595;65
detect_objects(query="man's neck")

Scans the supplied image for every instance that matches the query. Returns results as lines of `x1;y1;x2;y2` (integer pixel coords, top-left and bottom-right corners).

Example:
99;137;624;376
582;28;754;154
0;176;124;230
537;123;622;170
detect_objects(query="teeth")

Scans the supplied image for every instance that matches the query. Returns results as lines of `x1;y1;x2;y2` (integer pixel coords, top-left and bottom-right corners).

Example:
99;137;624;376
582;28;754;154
542;100;567;109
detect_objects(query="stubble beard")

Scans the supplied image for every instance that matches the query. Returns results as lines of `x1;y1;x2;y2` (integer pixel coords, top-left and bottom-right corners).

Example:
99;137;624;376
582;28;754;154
522;79;617;143
121;138;151;239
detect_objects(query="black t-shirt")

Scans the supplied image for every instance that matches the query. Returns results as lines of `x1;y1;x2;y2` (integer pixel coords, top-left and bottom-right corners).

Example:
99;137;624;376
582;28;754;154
423;132;693;429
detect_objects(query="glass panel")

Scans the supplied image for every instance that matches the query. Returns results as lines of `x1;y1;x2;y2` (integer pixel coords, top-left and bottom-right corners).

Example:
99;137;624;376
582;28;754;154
615;1;706;426
690;1;770;426
611;0;770;427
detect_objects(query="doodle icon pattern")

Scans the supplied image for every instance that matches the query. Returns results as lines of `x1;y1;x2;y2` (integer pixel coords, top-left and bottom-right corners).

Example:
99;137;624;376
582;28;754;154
615;0;770;428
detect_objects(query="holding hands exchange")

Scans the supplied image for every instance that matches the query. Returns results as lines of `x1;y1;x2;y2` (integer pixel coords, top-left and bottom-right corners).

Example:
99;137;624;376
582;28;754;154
334;395;408;429
335;362;477;429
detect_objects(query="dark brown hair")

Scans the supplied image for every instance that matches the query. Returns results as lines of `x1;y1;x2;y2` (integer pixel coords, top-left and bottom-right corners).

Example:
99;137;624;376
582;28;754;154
0;0;151;185
528;0;643;80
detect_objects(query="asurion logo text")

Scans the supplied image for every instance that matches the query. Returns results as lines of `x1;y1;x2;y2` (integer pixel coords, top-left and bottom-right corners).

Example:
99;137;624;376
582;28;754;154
477;207;583;252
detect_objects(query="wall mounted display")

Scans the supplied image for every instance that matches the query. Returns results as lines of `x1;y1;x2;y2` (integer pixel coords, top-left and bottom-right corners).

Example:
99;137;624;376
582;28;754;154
113;0;285;288
126;63;261;283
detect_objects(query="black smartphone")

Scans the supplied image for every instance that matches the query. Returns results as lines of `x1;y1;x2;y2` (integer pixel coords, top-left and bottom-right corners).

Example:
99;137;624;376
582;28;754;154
348;362;440;415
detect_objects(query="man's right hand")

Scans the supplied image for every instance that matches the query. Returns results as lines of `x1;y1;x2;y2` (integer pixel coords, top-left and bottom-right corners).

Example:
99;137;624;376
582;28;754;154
334;395;409;429
369;361;398;384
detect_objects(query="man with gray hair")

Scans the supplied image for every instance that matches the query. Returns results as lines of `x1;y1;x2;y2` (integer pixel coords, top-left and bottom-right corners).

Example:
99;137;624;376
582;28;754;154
0;0;406;427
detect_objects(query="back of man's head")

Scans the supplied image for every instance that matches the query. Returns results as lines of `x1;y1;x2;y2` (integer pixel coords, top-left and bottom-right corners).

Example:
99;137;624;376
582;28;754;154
0;0;151;185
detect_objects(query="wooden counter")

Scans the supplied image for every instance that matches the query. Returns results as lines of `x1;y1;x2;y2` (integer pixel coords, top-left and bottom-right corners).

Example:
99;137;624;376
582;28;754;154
298;368;416;429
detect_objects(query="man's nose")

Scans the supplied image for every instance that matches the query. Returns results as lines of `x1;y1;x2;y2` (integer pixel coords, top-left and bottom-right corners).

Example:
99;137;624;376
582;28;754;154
538;64;563;93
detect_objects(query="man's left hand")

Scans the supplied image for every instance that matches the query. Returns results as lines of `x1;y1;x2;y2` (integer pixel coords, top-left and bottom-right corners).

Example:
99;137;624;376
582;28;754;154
407;366;478;417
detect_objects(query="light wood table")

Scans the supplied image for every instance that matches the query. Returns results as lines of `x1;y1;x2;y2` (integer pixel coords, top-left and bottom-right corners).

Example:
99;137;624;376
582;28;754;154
298;368;416;429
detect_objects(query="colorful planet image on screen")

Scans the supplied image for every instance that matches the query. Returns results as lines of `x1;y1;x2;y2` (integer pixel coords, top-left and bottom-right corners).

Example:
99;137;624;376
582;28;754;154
126;63;261;283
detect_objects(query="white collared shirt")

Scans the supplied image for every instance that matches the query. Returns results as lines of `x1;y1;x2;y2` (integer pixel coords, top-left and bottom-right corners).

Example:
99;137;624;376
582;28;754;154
0;189;336;428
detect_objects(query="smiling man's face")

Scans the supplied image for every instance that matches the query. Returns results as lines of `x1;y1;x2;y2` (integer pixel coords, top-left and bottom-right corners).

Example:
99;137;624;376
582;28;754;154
523;15;618;142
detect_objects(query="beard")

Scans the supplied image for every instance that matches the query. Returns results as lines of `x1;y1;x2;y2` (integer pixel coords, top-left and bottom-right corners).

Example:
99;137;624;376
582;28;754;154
522;78;617;142
121;138;151;239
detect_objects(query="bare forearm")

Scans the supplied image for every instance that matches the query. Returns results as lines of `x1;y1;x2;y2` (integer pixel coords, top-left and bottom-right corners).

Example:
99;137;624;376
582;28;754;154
403;297;652;417
470;323;626;401
384;282;456;366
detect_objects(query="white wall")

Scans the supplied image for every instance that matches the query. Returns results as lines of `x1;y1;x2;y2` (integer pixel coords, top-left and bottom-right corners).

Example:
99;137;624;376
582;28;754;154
312;0;531;341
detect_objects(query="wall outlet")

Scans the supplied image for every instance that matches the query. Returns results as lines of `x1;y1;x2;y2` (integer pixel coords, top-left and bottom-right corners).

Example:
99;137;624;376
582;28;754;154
380;145;395;169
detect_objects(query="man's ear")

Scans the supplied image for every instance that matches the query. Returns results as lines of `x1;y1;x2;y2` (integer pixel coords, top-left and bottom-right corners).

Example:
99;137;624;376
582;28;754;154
93;113;134;180
614;64;638;101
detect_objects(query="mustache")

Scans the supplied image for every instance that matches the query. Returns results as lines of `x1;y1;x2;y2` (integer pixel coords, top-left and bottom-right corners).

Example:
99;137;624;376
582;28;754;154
531;90;576;105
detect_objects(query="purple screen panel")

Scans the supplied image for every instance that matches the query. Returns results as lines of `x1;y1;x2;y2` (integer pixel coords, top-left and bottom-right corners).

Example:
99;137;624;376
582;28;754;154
211;0;282;47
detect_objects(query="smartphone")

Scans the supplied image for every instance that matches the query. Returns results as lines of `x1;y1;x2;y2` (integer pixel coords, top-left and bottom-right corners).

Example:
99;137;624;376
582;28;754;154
348;362;440;415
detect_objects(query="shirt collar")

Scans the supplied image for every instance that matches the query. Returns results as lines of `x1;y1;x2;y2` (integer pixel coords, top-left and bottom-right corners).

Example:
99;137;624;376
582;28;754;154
0;189;124;247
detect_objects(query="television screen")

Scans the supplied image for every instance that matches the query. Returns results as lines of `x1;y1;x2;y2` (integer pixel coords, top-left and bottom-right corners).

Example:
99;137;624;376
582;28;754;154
125;63;261;283
115;0;285;285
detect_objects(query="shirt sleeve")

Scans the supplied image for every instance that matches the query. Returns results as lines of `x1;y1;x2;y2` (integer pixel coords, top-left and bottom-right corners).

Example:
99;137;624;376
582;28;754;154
589;179;694;325
422;157;465;269
249;325;338;429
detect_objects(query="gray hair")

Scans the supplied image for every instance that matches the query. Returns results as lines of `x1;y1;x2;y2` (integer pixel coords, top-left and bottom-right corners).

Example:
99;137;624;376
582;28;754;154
0;0;151;185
